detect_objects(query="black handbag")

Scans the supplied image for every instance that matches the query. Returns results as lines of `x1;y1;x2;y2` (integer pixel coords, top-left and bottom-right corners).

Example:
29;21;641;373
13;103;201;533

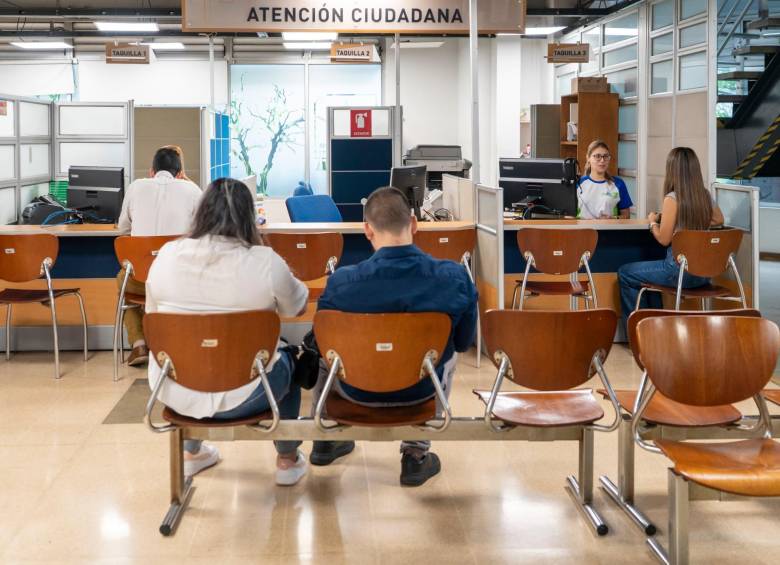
283;330;321;390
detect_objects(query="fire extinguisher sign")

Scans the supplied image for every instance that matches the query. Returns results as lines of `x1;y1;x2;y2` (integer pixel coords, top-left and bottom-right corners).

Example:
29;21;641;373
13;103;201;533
350;109;372;137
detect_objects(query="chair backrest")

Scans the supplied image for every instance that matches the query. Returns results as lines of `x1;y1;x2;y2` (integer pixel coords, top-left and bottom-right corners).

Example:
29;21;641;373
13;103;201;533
413;228;476;263
628;308;762;370
637;315;780;406
314;310;451;393
0;234;58;282
114;235;180;282
516;228;598;275
265;232;344;282
143;310;281;393
483;309;616;390
286;194;343;223
671;228;743;278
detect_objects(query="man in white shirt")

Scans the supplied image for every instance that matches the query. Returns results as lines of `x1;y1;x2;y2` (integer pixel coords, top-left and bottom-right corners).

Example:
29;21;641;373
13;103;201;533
116;146;202;366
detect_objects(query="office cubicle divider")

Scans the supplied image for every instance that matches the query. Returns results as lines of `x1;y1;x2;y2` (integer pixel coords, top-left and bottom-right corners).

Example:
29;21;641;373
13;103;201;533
442;173;476;222
54;101;133;190
0;95;53;224
714;182;760;309
327;106;397;222
475;184;505;323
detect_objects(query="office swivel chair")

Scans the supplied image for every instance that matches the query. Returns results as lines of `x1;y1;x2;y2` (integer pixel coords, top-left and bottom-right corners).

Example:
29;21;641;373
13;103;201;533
286;194;343;223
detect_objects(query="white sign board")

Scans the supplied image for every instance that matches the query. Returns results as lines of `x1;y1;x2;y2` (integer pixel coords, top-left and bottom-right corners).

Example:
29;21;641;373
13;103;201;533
182;0;525;34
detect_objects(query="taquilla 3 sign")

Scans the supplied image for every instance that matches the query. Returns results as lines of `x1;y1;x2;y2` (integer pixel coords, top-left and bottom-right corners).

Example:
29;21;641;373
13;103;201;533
182;0;525;33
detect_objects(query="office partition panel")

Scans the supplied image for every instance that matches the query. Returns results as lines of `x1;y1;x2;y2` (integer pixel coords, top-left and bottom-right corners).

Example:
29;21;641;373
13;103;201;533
54;102;133;190
475;184;505;315
0;95;54;224
714;182;760;309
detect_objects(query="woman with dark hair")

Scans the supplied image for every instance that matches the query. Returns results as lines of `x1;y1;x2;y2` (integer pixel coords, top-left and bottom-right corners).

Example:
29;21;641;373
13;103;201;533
146;178;309;485
577;139;633;219
617;147;724;325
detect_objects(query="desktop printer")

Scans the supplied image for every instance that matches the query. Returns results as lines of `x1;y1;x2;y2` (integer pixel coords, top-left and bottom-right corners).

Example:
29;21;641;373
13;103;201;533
403;145;472;189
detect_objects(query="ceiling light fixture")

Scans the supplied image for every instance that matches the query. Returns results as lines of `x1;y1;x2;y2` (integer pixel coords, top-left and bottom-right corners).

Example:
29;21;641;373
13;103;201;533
142;42;186;50
95;22;160;32
283;42;332;50
10;41;73;50
282;32;338;41
390;41;444;49
521;27;566;36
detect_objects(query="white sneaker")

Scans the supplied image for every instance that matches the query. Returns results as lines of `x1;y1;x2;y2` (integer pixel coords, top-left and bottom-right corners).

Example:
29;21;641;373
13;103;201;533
183;443;220;478
275;450;308;486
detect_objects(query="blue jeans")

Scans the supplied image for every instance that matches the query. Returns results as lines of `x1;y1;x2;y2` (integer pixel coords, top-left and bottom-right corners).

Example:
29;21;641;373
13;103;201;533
618;247;710;329
184;350;301;456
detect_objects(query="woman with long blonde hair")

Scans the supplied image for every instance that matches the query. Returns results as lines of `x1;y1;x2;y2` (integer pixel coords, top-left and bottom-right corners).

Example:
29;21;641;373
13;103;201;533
617;147;724;325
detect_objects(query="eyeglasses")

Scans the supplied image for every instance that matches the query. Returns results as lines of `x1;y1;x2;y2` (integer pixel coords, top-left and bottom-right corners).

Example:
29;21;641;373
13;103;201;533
591;153;612;162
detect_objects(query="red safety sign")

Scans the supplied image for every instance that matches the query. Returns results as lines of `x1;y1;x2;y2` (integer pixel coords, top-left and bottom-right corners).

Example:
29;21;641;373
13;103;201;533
350;109;372;137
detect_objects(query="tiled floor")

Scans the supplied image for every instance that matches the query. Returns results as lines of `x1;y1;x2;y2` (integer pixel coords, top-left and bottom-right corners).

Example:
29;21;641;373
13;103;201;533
1;347;779;564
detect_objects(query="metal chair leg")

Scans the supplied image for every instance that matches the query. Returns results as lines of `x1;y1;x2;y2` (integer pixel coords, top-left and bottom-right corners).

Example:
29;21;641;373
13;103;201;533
74;292;89;362
565;428;608;536
159;428;194;537
49;297;60;380
647;470;689;565
475;311;482;369
635;287;647;311
599;414;656;535
112;301;124;382
4;304;11;361
511;284;520;310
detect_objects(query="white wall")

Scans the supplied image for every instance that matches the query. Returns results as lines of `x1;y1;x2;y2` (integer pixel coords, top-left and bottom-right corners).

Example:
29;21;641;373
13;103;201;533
760;207;780;254
0;62;75;96
383;36;555;188
78;58;228;107
383;39;461;153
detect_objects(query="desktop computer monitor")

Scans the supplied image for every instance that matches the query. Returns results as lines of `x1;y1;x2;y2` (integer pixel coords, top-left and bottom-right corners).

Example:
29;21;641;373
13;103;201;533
498;158;577;217
390;165;427;220
67;166;125;223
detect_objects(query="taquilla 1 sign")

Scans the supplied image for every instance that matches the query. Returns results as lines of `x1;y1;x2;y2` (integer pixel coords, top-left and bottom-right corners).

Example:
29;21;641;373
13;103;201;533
182;0;525;34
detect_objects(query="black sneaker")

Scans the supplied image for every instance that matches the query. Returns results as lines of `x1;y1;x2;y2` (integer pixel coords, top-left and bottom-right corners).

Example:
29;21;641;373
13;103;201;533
400;452;441;487
310;441;356;466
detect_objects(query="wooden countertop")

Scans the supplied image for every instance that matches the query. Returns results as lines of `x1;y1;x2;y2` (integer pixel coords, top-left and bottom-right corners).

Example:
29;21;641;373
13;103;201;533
0;224;122;237
504;219;650;231
260;220;474;234
0;221;475;237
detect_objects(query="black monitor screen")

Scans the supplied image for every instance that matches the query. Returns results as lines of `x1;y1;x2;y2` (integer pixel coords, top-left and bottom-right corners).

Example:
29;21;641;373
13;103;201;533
68;166;125;223
390;164;427;220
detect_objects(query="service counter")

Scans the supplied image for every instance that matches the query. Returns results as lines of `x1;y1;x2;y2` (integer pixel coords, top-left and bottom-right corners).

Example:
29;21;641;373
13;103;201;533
0;221;474;351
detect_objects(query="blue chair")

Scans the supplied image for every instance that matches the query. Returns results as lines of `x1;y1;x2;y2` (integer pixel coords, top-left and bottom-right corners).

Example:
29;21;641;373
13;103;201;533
286;195;343;223
292;181;314;197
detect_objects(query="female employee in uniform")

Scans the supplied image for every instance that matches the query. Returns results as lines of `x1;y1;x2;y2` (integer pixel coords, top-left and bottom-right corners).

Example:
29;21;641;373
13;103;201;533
577;140;633;219
617;147;724;326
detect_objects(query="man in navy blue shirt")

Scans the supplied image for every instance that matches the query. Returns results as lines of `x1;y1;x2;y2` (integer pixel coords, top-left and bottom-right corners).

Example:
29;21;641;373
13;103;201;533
311;187;478;486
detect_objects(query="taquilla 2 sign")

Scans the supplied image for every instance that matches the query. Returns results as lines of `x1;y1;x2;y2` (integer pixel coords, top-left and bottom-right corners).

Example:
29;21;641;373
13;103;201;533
182;1;525;34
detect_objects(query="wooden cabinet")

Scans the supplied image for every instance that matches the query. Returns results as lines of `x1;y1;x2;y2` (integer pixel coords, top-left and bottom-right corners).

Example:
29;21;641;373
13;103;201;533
559;91;619;176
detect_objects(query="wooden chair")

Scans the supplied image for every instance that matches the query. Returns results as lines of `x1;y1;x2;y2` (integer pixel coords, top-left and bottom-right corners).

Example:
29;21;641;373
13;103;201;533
634;315;780;564
0;234;88;379
475;309;620;535
635;228;746;311
313;311;452;431
413;228;482;368
512;228;598;310
143;310;282;536
265;232;344;302
598;308;759;536
113;235;180;382
413;228;476;265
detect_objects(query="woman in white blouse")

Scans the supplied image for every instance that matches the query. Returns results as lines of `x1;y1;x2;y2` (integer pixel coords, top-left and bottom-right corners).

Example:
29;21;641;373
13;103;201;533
146;177;309;486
